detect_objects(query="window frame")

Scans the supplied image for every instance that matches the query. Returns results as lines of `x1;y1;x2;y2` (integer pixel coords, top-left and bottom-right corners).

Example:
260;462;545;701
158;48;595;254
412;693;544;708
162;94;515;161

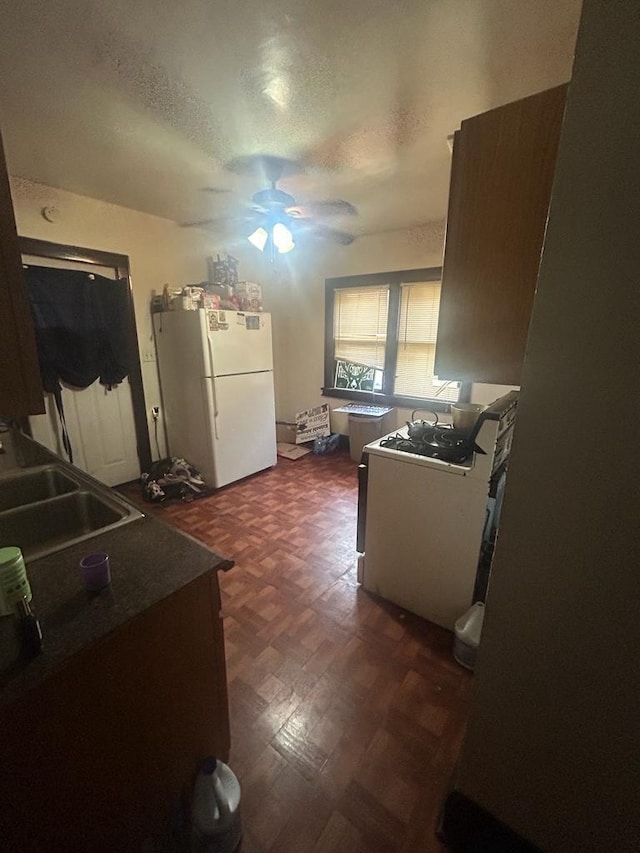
323;267;471;411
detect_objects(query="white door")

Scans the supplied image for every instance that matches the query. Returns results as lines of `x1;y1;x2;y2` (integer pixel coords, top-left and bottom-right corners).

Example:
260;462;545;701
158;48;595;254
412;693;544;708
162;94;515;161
31;383;140;486
25;255;141;486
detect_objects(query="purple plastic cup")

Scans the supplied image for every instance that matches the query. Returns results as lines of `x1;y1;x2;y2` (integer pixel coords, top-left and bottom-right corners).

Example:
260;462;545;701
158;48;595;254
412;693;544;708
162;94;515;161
80;552;111;591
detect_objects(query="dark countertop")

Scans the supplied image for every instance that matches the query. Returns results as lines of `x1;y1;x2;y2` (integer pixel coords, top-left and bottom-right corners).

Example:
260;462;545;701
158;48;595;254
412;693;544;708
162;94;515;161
0;429;232;707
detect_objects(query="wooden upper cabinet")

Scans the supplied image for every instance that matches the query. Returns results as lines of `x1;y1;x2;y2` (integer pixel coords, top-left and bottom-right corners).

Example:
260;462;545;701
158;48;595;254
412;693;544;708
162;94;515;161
435;85;568;385
0;128;44;416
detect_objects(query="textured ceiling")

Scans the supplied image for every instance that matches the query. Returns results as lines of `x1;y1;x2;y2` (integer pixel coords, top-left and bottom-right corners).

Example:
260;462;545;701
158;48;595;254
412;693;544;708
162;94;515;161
0;0;582;236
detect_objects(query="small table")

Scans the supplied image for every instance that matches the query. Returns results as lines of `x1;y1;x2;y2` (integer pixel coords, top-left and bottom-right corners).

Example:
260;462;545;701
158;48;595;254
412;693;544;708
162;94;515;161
333;404;395;461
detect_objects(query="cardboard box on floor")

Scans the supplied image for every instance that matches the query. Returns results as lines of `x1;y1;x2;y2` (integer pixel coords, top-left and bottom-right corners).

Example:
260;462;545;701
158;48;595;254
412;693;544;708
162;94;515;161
277;404;331;460
276;442;311;460
276;422;297;443
276;423;312;460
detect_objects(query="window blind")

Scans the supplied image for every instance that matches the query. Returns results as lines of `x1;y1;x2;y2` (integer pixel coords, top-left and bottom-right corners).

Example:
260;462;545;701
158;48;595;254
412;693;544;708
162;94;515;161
334;285;389;370
395;282;460;401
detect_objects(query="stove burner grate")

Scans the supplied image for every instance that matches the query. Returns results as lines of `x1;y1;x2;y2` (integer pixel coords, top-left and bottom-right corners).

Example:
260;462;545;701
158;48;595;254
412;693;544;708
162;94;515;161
379;420;486;464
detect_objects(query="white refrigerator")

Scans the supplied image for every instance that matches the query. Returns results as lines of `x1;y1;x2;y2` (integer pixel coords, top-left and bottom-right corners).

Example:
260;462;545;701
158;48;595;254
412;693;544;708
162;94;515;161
153;309;276;488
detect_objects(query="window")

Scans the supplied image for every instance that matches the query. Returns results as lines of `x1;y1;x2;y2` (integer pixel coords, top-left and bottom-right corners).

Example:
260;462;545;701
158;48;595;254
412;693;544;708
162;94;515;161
324;267;467;409
333;285;388;392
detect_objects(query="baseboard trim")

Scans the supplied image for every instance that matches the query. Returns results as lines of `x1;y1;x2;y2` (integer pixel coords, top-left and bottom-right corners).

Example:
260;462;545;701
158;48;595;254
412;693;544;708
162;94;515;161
438;790;542;853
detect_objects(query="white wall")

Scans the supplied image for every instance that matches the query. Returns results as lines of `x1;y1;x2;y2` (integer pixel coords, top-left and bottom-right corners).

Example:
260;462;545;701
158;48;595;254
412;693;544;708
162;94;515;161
10;177;217;459
453;1;640;849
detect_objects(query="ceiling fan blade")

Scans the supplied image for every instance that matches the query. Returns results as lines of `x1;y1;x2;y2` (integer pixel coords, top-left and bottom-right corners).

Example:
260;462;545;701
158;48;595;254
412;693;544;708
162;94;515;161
286;200;357;219
180;217;223;228
246;202;270;215
201;186;232;194
180;214;257;229
296;223;356;245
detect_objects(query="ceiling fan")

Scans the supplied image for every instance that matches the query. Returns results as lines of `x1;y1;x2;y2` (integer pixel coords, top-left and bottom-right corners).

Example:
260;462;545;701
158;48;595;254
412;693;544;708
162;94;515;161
182;155;357;255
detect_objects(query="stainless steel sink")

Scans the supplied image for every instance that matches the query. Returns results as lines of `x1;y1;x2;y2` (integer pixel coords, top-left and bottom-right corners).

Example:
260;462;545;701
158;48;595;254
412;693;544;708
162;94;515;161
0;465;79;512
0;464;143;561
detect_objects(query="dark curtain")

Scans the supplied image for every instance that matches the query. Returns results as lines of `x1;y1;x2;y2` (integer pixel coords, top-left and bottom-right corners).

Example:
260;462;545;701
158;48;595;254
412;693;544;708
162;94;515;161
25;266;130;394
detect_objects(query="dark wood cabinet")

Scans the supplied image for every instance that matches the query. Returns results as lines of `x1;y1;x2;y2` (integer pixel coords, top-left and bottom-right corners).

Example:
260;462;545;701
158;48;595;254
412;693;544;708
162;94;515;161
435;85;568;385
0;570;229;851
0;128;44;416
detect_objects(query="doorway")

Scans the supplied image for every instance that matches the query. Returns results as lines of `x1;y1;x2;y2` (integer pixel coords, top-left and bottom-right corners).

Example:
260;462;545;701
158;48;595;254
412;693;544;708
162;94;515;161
19;237;151;486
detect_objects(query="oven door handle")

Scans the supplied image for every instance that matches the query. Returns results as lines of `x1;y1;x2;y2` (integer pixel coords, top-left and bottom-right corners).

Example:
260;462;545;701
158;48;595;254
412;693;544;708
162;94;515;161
356;453;369;553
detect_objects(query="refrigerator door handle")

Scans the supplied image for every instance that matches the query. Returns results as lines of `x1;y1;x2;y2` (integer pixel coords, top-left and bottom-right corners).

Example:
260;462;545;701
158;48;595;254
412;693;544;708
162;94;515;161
207;335;215;386
203;378;220;440
206;337;220;439
212;377;219;439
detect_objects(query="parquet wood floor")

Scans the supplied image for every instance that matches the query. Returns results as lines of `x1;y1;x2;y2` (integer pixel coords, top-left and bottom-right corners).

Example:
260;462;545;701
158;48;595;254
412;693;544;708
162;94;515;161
123;450;472;851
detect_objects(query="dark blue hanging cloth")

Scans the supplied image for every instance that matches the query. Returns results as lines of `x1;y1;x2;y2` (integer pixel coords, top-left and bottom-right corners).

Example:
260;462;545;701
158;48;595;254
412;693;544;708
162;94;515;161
25;266;131;462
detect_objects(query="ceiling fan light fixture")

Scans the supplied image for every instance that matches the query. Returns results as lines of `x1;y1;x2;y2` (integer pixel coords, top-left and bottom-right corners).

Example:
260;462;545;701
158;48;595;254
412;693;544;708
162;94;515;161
272;222;295;254
247;226;269;252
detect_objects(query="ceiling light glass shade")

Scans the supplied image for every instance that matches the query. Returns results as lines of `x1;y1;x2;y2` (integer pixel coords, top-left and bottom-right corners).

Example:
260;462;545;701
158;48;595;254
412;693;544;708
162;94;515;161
272;222;295;254
247;226;268;251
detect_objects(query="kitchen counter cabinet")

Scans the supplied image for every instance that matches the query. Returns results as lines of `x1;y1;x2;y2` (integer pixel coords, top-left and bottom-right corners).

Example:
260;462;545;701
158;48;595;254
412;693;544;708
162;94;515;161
0;571;228;851
0;128;44;417
435;85;568;385
0;432;231;851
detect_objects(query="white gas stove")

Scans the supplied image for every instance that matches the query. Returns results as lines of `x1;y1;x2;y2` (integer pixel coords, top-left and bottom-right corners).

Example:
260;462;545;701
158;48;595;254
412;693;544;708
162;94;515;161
357;392;518;630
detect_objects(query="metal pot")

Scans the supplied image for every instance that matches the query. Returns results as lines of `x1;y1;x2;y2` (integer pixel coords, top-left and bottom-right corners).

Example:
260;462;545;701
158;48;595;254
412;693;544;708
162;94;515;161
451;403;486;433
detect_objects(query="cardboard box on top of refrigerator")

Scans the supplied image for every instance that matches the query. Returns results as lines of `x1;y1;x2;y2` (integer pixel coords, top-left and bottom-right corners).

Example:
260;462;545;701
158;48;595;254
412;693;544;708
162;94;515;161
235;281;263;312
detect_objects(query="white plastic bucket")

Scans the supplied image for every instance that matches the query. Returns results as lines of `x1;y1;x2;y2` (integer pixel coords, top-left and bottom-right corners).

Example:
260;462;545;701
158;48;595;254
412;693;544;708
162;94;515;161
191;757;242;853
349;414;385;462
454;602;485;670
